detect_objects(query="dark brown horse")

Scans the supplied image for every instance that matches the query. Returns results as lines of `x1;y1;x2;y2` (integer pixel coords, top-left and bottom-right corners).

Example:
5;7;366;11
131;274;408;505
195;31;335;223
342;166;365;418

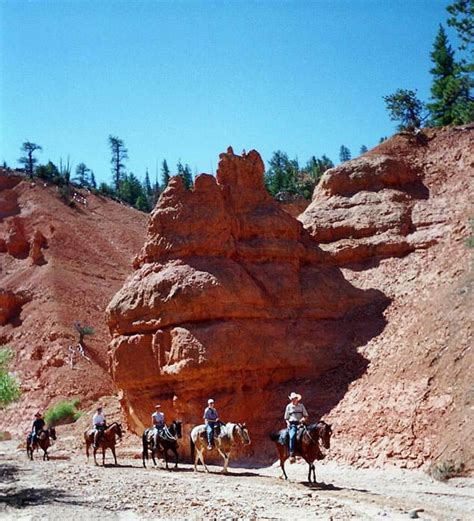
26;428;57;461
142;420;183;469
270;421;332;483
84;422;123;466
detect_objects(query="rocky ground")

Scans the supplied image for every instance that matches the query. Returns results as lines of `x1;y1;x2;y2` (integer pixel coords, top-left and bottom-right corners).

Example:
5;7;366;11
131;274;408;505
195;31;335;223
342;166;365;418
1;439;473;520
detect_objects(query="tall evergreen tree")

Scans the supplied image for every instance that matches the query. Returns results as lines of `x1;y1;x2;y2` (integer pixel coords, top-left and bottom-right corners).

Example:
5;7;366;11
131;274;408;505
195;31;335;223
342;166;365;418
339;145;351;162
108;135;128;191
18;141;42;177
447;0;474;56
176;160;193;189
74;162;91;187
161;159;171;188
360;145;368;154
90;171;97;190
428;25;471;125
143;169;153;199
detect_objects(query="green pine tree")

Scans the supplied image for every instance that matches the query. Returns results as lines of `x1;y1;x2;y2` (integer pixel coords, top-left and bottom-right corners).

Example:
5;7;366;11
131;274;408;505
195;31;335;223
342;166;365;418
428;25;472;125
339;145;351;162
161;159;171;188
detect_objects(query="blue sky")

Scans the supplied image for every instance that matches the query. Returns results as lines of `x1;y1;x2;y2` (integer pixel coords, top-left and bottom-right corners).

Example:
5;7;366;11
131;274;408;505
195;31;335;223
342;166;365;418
0;1;457;185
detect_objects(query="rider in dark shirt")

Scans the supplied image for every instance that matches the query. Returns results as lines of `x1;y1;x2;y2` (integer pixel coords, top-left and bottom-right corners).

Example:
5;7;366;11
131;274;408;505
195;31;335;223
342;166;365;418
31;412;45;444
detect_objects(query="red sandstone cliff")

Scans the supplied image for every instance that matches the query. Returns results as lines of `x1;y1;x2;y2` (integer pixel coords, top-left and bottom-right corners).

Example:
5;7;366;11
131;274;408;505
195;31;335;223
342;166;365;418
0;171;147;435
107;148;387;463
300;126;473;470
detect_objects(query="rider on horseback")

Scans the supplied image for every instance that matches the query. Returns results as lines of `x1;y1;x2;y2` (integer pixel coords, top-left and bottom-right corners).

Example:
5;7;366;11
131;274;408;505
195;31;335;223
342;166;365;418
30;412;45;445
203;398;220;450
151;404;165;451
92;406;107;449
284;392;308;463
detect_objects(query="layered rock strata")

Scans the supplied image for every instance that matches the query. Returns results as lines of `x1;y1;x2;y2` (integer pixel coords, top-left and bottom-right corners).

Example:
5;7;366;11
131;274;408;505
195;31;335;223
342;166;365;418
107;149;387;462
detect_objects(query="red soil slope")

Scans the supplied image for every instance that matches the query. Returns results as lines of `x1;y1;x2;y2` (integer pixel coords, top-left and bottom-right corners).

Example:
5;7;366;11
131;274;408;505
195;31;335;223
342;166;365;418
300;126;473;470
0;172;147;436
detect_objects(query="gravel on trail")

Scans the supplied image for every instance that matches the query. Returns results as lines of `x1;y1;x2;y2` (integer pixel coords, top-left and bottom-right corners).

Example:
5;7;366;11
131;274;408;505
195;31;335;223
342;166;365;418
1;440;473;520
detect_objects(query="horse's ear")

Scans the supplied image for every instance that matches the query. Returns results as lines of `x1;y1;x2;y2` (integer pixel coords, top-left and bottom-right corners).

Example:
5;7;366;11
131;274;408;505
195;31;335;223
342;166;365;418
242;422;246;428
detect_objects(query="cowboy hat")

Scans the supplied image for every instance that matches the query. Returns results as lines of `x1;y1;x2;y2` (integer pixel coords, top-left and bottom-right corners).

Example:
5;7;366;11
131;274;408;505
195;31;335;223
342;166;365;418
288;392;302;401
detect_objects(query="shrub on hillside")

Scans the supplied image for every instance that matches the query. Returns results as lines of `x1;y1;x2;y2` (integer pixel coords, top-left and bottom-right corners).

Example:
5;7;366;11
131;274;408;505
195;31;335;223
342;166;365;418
44;398;82;427
427;460;465;481
0;347;21;408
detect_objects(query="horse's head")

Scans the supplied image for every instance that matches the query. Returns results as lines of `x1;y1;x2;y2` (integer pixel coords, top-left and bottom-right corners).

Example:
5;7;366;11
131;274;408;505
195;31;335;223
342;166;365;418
317;421;332;450
172;420;183;439
114;422;123;440
49;427;57;440
236;423;251;445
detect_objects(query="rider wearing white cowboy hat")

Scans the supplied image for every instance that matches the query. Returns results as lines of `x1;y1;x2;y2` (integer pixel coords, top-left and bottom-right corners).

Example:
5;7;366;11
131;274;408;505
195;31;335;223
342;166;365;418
284;392;308;463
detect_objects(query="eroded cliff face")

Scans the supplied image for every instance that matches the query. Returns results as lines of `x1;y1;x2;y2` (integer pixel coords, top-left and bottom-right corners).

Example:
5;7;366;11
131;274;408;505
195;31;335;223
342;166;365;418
0;170;147;436
107;149;387;462
299;126;473;470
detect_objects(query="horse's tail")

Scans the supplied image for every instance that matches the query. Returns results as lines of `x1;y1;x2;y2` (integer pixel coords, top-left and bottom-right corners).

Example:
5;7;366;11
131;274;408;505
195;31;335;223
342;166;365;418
142;431;148;467
190;434;195;462
269;432;280;442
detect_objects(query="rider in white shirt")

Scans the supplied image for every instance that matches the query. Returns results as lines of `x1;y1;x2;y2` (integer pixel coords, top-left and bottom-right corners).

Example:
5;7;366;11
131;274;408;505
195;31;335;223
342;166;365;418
92;407;107;448
151;404;165;450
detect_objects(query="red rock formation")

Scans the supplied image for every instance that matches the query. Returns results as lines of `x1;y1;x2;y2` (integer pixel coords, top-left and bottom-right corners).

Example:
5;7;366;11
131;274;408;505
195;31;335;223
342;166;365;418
0;290;29;326
5;217;30;258
299;126;473;470
107;149;386;462
29;229;47;265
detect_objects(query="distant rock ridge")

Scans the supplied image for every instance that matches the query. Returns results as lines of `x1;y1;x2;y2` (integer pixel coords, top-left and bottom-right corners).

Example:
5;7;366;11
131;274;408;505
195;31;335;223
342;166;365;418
107;148;387;462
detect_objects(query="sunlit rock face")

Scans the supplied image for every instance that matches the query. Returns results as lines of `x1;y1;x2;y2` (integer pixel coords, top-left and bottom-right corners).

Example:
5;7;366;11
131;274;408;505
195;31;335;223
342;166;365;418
107;148;386;463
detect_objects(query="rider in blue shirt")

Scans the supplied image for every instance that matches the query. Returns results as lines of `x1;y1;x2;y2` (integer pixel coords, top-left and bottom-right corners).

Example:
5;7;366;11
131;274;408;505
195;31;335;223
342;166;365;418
203;399;219;449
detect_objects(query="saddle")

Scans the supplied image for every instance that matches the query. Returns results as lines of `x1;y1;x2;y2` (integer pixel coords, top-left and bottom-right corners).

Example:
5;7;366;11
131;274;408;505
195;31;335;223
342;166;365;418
276;425;305;447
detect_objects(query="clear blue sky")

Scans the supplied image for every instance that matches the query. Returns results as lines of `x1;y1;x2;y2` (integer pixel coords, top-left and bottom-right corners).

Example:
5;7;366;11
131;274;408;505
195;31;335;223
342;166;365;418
0;0;457;185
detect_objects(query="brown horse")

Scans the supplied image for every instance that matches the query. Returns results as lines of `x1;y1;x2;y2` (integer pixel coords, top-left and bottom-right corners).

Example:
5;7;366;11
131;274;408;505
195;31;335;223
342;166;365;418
26;428;57;461
84;422;123;466
270;421;332;483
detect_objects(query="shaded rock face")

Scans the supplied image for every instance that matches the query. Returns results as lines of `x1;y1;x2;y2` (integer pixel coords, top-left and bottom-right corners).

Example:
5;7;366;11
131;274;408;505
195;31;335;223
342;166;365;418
299;127;473;471
108;149;387;463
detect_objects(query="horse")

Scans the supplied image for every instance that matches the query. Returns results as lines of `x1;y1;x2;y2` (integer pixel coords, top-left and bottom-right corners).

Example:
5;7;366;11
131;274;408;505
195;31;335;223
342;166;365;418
84;422;123;466
26;428;57;461
270;421;332;483
190;422;251;473
142;420;183;469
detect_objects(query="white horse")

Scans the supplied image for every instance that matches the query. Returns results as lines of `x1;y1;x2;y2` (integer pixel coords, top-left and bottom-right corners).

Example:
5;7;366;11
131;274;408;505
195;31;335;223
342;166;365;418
190;422;251;473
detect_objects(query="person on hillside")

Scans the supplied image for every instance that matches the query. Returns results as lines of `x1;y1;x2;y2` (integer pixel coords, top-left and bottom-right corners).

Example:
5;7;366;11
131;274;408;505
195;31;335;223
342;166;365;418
92;406;107;449
30;412;45;445
284;392;308;463
203;398;220;450
151;404;165;451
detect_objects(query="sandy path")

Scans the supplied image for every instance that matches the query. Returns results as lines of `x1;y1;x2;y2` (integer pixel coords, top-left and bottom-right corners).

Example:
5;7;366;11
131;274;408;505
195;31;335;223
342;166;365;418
1;440;472;520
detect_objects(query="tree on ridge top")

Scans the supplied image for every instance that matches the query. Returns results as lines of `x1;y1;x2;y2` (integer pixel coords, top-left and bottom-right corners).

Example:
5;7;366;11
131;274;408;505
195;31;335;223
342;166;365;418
108;135;128;191
18;141;42;177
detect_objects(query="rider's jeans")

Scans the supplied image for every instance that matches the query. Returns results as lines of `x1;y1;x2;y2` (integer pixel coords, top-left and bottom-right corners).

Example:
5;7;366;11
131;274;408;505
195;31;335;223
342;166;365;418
289;423;298;455
206;422;217;446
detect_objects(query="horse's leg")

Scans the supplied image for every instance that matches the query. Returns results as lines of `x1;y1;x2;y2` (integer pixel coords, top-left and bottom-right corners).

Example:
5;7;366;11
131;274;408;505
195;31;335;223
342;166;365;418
102;447;106;466
198;448;209;473
111;445;118;466
93;446;98;466
218;448;229;474
173;446;178;468
164;448;170;470
312;463;317;484
307;463;311;483
277;446;288;480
